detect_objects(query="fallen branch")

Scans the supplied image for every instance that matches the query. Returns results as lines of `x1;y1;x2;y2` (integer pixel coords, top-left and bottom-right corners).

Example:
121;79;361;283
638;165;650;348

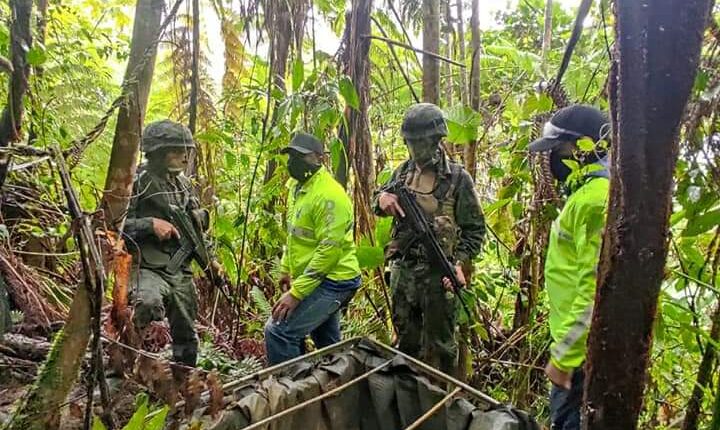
0;333;51;361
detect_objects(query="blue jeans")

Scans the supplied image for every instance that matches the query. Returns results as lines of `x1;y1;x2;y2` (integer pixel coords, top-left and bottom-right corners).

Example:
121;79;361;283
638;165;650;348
550;368;584;430
264;277;360;365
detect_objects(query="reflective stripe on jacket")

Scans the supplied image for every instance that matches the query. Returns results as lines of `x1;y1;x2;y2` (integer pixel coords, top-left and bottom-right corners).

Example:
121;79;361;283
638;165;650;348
280;166;361;299
545;175;609;372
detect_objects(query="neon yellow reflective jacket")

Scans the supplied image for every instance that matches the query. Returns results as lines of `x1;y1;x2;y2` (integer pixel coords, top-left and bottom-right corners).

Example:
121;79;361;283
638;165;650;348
545;176;609;372
280;166;361;299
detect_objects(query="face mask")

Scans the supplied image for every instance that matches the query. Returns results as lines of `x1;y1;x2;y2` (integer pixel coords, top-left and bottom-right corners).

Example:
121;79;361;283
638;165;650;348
287;155;320;182
407;138;439;166
549;150;573;183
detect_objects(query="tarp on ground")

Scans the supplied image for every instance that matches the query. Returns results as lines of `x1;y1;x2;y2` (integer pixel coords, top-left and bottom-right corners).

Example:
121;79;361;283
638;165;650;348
184;338;539;430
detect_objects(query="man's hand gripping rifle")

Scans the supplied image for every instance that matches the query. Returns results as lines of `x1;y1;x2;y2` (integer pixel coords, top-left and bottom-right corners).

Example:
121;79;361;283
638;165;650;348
387;183;476;323
165;205;233;302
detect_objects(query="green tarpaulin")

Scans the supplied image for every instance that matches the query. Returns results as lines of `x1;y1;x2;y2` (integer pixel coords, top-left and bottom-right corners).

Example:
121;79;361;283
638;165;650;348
182;339;539;430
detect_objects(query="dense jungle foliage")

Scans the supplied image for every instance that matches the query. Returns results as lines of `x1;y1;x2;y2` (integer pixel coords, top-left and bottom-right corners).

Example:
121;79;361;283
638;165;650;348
0;0;719;428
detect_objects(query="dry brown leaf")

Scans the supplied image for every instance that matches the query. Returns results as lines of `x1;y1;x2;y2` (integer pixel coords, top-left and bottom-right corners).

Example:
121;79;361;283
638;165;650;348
182;370;204;416
134;354;165;387
153;363;179;407
206;371;224;419
68;400;84;419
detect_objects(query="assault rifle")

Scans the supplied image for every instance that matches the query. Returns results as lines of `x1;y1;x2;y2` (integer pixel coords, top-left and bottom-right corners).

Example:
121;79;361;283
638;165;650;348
387;183;477;323
165;204;232;301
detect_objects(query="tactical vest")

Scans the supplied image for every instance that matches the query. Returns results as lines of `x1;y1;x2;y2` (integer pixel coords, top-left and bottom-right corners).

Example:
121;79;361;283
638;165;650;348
387;159;463;260
130;169;194;270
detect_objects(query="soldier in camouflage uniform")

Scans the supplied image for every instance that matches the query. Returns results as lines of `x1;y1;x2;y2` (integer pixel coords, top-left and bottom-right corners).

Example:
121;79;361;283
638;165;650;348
124;119;221;367
373;103;486;374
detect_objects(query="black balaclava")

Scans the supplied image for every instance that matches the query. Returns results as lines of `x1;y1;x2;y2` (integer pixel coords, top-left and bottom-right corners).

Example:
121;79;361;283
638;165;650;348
287;153;321;182
549;150;573;183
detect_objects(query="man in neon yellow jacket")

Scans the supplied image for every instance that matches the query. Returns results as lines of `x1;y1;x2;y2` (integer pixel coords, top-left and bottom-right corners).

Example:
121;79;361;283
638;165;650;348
528;105;610;430
264;132;361;365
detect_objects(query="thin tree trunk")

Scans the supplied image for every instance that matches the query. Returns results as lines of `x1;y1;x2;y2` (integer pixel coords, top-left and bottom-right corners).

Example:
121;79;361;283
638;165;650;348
542;0;553;62
464;0;480;179
28;0;47;145
442;1;453;106
682;302;720;429
261;0;291;186
186;0;200;178
712;372;720;430
100;0;164;230
583;1;712;429
292;0;307;61
0;0;33;188
422;0;440;104
340;0;374;237
189;0;199;135
456;0;468;107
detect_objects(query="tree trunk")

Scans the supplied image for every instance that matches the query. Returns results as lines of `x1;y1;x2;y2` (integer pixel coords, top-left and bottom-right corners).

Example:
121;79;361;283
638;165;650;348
261;0;291;186
188;0;200;135
422;0;440;104
712;372;720;430
0;0;33;188
542;0;553;61
185;0;201;180
456;0;468;107
442;1;454;106
463;0;480;179
100;0;164;230
682;301;720;430
341;0;375;237
292;0;307;61
27;0;47;145
583;1;712;429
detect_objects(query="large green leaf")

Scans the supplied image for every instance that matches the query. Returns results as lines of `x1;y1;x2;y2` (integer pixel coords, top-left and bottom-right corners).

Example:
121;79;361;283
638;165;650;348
124;394;150;430
143;406;169;430
682;209;720;237
27;46;47;66
292;58;304;91
330;137;345;173
338;75;360;110
445;105;481;145
356;245;385;270
375;216;393;248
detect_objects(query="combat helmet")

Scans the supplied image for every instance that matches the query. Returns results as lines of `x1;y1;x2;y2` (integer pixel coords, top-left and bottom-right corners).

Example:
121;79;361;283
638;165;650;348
401;103;448;140
141;119;195;154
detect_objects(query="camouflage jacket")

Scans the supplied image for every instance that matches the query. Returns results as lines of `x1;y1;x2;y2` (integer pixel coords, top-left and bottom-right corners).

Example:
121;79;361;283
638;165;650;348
123;165;210;271
372;155;485;265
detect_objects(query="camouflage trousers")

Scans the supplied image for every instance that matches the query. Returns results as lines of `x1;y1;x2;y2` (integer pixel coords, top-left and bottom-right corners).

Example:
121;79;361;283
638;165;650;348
131;267;198;366
389;259;458;375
